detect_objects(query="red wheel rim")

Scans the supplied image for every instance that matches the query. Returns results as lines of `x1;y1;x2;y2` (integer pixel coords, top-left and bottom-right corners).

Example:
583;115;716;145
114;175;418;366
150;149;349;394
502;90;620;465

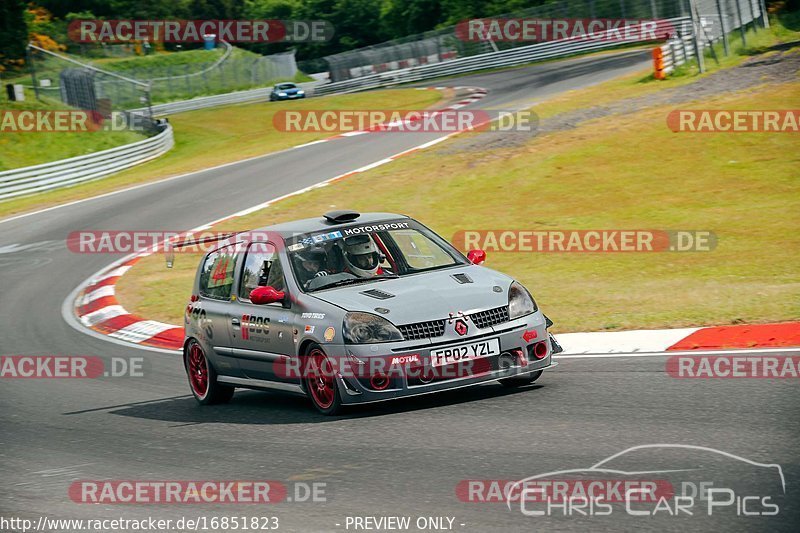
188;343;209;398
305;349;335;409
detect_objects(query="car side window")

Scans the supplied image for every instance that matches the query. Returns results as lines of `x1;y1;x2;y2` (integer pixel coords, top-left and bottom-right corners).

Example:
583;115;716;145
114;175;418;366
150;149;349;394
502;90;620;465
239;242;286;302
199;244;238;300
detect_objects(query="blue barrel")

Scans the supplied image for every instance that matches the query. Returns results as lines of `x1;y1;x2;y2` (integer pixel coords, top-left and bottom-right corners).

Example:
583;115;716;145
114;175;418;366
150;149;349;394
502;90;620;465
203;34;216;50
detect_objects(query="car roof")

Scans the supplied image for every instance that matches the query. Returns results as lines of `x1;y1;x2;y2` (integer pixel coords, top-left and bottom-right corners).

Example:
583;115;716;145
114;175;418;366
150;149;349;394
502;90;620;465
254;212;411;238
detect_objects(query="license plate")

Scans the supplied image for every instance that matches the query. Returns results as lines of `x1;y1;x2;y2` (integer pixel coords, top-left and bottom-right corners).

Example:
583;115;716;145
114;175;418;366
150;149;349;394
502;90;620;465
430;338;500;367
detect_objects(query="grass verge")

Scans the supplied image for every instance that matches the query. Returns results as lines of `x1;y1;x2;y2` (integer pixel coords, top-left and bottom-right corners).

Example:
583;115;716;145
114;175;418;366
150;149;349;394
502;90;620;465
0;88;442;220
0;96;146;171
117;80;799;332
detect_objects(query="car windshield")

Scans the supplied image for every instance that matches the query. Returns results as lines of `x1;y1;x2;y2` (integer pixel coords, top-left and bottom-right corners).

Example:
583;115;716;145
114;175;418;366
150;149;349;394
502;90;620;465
276;83;296;90
287;219;466;292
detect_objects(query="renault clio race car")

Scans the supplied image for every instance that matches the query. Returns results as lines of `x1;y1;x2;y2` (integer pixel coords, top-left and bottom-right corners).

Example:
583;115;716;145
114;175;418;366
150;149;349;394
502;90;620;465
183;211;560;415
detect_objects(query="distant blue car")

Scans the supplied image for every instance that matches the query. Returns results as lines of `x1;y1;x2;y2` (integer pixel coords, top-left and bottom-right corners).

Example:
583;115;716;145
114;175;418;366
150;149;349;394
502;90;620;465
270;82;305;101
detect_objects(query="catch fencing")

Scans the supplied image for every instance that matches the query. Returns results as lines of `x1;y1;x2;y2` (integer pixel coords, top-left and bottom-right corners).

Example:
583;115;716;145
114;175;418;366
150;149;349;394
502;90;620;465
25;43;299;110
317;0;767;94
655;0;767;77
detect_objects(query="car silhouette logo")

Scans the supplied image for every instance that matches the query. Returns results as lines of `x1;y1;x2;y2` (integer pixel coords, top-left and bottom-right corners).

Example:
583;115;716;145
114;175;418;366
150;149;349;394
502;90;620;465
454;319;468;336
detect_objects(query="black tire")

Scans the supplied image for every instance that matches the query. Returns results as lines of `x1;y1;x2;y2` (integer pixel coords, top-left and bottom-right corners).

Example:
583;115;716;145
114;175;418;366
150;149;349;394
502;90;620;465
499;370;543;388
303;344;344;415
185;339;235;405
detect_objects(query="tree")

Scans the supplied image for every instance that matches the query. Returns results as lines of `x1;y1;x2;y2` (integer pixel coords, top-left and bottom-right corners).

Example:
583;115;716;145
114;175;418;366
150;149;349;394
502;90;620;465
380;0;445;39
0;0;28;71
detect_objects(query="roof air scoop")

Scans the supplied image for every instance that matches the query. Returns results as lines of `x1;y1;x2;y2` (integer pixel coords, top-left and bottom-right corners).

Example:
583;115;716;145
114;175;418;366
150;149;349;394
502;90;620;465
323;210;361;224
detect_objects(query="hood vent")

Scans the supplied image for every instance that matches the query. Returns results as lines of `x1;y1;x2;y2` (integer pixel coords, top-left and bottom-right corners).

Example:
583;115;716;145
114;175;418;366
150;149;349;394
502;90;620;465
360;288;395;300
451;273;473;284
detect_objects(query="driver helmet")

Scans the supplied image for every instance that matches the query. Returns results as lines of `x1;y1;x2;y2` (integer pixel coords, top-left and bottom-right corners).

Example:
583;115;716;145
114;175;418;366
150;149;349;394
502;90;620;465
295;247;327;274
343;235;380;277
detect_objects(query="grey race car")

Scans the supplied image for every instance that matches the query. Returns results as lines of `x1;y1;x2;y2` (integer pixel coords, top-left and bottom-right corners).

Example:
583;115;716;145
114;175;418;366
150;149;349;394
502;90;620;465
183;211;561;415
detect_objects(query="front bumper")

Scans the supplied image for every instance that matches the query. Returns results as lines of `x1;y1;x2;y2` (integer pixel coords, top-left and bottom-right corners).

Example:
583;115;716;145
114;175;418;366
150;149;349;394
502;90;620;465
325;313;556;405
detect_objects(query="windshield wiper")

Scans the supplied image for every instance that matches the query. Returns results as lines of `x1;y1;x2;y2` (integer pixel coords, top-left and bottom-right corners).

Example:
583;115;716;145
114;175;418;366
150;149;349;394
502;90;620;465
316;275;398;291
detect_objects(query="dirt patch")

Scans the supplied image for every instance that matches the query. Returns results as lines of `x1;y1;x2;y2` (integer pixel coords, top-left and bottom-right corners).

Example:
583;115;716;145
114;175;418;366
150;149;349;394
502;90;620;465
445;46;800;153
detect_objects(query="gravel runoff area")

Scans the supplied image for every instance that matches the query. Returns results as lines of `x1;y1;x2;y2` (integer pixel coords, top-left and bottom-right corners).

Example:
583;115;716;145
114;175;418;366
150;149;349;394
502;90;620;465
447;44;800;152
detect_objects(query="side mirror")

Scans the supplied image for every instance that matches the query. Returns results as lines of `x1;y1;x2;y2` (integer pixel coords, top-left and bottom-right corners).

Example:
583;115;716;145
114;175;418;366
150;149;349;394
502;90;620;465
467;249;486;265
250;286;285;305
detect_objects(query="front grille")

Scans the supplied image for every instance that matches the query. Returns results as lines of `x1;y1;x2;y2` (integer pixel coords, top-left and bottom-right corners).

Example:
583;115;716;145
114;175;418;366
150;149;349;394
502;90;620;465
398;319;446;340
469;306;510;329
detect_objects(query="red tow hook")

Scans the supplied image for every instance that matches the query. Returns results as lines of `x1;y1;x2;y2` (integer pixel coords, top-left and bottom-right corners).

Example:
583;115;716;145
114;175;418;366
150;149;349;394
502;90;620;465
512;348;528;366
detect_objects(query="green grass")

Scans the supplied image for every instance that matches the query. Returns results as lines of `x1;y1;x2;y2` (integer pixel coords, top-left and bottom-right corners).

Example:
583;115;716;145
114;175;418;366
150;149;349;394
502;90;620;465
93;47;241;72
0;95;146;171
117;82;800;332
0;88;443;219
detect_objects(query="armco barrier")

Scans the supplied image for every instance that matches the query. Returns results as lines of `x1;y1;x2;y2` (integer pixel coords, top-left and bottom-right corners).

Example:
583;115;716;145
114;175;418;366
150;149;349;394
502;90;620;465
0;123;174;201
314;17;691;96
134;81;321;116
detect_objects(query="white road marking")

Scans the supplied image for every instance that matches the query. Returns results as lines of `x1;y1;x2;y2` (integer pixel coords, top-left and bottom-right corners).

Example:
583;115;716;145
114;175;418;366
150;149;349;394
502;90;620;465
79;305;128;327
107;320;176;343
559;327;701;354
554;347;800;358
80;285;115;304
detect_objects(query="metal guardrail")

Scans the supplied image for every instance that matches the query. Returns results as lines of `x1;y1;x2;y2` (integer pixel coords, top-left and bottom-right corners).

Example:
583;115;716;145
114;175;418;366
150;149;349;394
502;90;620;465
314;17;691;96
132;81;321;116
0;124;174;201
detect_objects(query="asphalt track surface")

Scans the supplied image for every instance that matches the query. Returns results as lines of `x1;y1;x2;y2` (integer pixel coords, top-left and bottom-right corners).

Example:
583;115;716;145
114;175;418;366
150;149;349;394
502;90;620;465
1;50;798;532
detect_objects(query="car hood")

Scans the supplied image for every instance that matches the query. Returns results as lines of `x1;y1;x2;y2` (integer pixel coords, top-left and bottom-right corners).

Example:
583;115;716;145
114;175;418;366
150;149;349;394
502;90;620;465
310;266;514;325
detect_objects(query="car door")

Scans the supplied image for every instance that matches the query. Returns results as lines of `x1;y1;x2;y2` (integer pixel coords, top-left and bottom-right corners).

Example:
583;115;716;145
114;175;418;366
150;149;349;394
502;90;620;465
195;243;243;376
228;241;296;382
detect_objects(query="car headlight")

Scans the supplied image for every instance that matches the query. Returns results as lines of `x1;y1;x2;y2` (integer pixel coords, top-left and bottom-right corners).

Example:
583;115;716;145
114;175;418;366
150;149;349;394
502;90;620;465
297;90;305;94
278;92;287;96
343;312;403;344
508;281;537;319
